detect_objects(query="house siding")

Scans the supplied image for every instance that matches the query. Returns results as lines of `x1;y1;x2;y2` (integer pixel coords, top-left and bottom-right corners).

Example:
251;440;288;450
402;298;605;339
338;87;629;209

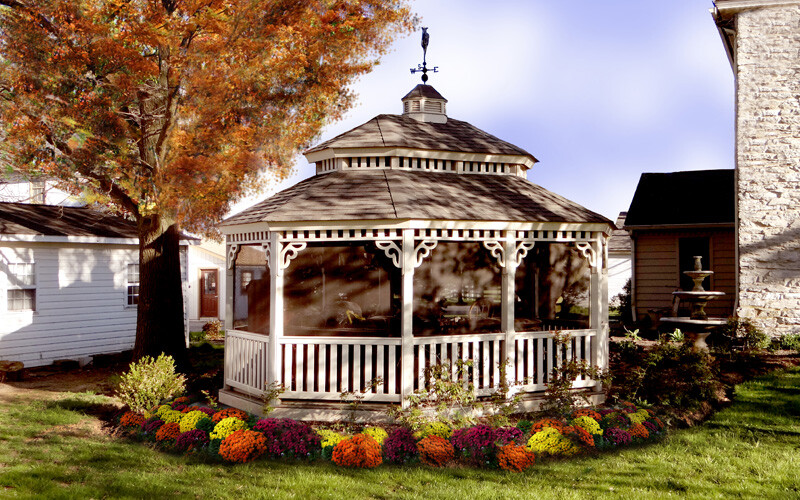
632;229;736;322
0;241;138;367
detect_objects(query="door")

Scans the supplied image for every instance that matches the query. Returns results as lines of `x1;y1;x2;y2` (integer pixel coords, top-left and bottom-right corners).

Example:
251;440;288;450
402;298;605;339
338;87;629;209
200;269;219;318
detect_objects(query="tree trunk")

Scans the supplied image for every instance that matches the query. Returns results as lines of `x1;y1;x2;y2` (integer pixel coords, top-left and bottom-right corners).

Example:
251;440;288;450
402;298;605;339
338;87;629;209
133;213;187;367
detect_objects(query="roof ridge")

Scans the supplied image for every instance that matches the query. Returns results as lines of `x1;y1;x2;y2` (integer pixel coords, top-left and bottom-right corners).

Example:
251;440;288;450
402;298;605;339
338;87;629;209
375;115;387;147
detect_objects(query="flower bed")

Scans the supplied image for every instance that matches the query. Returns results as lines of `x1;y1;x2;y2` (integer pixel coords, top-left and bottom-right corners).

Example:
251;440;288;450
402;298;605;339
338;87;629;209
113;401;668;470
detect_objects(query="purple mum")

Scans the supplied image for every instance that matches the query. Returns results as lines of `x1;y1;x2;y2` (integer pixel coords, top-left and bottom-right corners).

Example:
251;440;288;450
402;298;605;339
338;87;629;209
383;427;418;464
605;427;632;446
175;429;210;452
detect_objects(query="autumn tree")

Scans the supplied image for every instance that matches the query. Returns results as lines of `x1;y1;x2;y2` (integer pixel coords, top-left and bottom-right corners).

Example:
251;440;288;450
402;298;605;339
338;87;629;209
0;0;414;364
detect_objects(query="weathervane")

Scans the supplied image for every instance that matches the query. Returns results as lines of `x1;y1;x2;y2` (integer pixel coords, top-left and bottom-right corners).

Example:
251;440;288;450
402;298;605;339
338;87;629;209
410;27;438;84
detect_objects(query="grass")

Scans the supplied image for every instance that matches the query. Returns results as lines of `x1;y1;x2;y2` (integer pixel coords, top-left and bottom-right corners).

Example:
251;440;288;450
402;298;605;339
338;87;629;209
1;368;799;499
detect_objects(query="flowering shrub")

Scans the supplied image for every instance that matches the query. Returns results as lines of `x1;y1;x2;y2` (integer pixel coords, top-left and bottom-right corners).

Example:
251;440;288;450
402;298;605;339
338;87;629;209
196;417;215;434
210;417;247;441
604;427;632;447
643;421;658;435
252;418;320;458
175;429;209;453
451;425;497;465
115;354;186;414
212;408;249;424
525;428;581;457
179;410;209;433
419;421;452;440
119;412;145;429
571;415;603;436
383;427;418;464
173;396;191;406
495;426;523;445
219;429;268;463
650;417;665;431
362;426;388;445
417;435;454;467
530;418;567;434
567;425;595;448
332;434;382;468
196;407;216;417
172;404;188;413
628;423;650;440
155;405;174;419
155;422;181;442
497;444;535;472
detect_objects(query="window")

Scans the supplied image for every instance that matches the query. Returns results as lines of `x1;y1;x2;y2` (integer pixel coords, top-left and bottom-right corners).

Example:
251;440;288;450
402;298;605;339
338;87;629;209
241;270;253;292
29;181;45;204
7;263;35;311
127;264;140;306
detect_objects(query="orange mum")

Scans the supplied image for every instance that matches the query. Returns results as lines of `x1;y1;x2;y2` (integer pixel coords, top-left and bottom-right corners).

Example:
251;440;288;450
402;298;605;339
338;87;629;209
567;425;595;448
155;422;181;442
497;444;535;472
629;424;650;440
530;418;567;434
119;412;145;429
570;408;602;421
212;408;249;423
417;435;454;467
332;434;382;468
219;429;268;463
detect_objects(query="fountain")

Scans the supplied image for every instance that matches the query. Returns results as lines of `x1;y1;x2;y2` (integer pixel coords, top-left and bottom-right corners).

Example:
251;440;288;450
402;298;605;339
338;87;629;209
661;256;726;350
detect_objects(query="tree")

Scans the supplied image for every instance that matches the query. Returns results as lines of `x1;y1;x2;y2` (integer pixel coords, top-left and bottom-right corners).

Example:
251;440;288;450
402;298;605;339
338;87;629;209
0;0;414;364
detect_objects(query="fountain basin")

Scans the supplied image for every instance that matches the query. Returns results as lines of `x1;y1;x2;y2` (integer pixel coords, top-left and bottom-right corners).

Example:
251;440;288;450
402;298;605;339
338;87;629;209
661;317;727;350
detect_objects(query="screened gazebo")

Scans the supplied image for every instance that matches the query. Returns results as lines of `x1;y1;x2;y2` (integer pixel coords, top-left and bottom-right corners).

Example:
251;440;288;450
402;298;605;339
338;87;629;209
219;84;613;420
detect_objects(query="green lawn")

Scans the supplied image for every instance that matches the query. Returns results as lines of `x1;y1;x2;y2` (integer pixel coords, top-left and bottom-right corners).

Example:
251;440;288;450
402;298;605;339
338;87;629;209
1;368;798;499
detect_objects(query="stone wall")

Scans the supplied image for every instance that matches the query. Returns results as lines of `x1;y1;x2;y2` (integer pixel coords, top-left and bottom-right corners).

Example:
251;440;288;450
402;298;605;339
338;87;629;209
736;4;800;336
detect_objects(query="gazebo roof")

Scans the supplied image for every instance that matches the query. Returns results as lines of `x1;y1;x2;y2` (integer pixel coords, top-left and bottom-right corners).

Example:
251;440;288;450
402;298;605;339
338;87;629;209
305;114;537;162
223;170;609;226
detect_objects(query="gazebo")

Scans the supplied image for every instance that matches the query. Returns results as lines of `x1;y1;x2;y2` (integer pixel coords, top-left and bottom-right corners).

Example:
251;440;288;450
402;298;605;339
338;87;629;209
219;83;613;420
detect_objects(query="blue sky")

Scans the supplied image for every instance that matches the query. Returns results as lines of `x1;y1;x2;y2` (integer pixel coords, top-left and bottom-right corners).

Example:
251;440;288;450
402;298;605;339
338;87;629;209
232;0;734;221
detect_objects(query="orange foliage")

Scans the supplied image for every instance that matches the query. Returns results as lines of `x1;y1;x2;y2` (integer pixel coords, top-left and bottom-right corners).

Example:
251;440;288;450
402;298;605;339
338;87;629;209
497;444;535;472
416;435;454;467
331;434;382;468
219;429;268;463
0;0;416;235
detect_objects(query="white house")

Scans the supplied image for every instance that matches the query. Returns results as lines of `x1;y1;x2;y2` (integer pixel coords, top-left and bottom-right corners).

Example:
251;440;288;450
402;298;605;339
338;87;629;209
0;201;193;367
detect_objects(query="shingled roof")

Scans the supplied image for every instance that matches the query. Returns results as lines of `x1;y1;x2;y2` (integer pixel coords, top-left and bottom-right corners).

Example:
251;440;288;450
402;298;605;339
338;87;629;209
625;170;735;227
223;170;610;226
0;202;138;238
305;114;537;162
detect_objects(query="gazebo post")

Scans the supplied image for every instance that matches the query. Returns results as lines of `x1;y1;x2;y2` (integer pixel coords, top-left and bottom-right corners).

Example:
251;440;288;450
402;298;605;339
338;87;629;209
400;228;415;408
267;232;283;388
501;232;517;388
589;236;609;392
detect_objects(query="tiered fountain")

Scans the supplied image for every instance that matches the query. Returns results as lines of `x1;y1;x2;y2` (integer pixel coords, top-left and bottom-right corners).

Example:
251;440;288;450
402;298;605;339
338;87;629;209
661;256;726;350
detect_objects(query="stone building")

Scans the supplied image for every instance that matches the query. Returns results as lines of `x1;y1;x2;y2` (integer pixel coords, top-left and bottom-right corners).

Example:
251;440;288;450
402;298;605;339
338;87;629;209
713;0;800;336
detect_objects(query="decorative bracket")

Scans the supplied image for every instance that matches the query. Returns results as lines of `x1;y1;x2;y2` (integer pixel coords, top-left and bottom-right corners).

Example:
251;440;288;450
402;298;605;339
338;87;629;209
226;244;240;270
414;240;437;268
575;242;598;269
375;240;402;268
279;242;307;270
482;240;506;268
262;242;272;269
512;242;535;268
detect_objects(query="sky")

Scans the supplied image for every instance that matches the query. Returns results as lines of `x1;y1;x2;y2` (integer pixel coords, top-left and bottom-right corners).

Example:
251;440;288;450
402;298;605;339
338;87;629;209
230;0;735;222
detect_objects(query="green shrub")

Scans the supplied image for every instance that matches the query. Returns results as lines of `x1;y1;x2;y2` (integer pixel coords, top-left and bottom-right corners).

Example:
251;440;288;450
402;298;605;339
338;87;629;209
716;318;770;352
115;354;186;413
779;333;800;351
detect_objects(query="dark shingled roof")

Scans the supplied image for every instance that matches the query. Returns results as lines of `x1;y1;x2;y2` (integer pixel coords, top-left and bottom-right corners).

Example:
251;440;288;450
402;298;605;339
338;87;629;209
608;212;631;254
0;202;138;238
223;170;610;226
305;114;537;162
625;170;735;227
402;84;447;101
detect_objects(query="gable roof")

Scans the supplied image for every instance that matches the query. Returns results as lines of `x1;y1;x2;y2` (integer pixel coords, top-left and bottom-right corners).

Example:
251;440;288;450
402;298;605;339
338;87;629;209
223;170;610;226
305;114;537;162
625;170;735;228
0;202;139;238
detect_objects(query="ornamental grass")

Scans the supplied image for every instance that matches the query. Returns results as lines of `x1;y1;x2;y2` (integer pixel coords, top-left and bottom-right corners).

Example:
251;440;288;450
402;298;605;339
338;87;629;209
332;434;382;468
417;435;454;467
219;429;268;463
497;444;535;472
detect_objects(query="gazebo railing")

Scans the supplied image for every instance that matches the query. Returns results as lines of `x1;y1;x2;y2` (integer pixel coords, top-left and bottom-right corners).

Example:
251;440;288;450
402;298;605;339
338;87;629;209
224;329;598;405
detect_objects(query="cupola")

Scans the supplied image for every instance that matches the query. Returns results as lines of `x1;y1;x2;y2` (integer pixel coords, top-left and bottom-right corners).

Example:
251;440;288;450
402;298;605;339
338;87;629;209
401;84;448;123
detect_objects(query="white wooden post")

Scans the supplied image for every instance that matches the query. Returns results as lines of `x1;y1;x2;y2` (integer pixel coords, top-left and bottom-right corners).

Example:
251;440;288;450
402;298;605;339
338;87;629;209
268;232;282;388
502;232;517;388
224;243;237;332
400;228;415;407
589;236;609;392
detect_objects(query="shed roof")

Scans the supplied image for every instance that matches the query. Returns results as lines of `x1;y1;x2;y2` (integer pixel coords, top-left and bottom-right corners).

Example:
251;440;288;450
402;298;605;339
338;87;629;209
624;170;734;228
305;114;537;162
608;212;631;254
0;202;138;238
223;170;610;226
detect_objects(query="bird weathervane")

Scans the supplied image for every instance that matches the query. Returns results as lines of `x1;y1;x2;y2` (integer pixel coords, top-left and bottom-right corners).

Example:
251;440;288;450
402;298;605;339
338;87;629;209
410;27;438;84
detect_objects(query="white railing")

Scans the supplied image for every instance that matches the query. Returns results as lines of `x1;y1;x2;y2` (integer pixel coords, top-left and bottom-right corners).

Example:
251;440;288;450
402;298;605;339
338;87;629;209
279;337;402;402
224;330;270;398
224;329;597;404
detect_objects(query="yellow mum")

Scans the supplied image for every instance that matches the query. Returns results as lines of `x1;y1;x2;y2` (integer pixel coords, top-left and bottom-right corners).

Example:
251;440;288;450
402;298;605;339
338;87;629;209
571;416;603;436
628;409;650;426
317;429;346;449
179;410;208;433
420;422;452;440
362;427;388;445
210;417;247;440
